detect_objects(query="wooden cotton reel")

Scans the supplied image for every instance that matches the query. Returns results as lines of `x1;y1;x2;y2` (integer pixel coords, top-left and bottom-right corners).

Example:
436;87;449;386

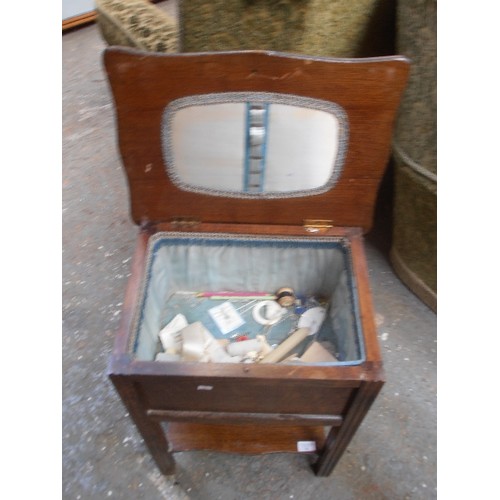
275;287;296;307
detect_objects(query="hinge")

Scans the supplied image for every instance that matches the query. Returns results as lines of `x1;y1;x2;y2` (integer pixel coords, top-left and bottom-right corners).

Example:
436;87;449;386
170;217;201;229
303;219;334;233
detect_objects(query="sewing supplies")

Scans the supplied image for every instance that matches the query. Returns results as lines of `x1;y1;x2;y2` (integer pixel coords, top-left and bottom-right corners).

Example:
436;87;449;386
293;294;307;315
275;287;296;307
260;327;311;363
235;299;260;315
297;307;327;335
259;306;327;363
175;321;242;363
208;301;246;334
252;300;285;325
155;352;181;362
196;291;276;300
156;289;330;364
159;313;188;351
226;335;272;358
299;342;338;363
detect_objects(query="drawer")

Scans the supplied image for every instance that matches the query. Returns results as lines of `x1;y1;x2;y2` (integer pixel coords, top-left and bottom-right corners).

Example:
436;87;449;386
136;376;358;415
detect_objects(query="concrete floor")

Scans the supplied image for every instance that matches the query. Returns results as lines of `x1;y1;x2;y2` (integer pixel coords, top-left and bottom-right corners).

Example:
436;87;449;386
62;7;436;499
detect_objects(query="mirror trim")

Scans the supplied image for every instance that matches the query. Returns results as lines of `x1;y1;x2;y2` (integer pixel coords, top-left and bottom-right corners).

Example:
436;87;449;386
162;92;349;199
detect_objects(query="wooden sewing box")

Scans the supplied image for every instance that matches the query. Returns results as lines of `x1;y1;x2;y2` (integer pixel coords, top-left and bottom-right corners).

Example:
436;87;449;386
104;47;409;477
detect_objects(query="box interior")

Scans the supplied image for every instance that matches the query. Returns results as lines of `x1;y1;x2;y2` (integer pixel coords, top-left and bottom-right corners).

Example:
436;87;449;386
132;232;365;366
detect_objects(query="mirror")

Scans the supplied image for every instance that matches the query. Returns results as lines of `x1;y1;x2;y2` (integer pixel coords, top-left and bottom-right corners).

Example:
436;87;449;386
162;93;348;198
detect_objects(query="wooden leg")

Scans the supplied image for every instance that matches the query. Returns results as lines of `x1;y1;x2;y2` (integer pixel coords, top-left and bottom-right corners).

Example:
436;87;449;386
110;376;176;475
313;381;383;477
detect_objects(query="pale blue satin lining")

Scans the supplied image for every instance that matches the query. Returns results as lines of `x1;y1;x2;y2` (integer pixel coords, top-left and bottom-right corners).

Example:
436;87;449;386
133;233;363;365
162;93;349;200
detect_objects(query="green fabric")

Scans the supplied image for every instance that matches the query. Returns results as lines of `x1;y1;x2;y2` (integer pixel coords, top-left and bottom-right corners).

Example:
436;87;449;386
95;0;179;52
95;0;395;57
394;0;437;175
391;0;436;307
179;0;394;57
392;165;436;294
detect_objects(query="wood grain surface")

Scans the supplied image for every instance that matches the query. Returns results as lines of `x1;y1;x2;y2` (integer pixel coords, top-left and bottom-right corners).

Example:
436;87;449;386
104;50;408;476
104;48;409;232
166;422;327;454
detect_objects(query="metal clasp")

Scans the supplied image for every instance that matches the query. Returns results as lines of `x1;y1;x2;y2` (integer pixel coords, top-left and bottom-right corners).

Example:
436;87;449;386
303;219;333;233
170;217;201;229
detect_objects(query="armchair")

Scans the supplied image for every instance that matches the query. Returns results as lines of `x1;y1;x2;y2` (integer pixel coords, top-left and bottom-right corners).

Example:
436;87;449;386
95;0;395;58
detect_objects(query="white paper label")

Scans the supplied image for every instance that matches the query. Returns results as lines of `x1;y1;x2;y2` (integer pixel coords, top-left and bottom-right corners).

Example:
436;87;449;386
297;441;317;452
208;301;245;334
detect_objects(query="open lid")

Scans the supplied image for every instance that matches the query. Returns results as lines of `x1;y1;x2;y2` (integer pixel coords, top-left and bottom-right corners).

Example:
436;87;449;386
104;48;409;232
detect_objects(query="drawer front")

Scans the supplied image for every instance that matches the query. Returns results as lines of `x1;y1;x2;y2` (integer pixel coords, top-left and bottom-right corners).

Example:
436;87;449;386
136;377;357;415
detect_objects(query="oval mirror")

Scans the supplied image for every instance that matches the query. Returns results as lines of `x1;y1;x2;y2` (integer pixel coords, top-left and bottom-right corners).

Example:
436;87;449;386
162;92;348;198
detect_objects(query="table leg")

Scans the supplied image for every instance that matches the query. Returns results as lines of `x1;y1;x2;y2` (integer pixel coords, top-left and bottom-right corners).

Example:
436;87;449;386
313;381;383;477
110;376;176;475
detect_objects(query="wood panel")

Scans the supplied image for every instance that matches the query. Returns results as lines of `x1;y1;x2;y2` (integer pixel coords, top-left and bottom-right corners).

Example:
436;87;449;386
166;422;327;454
147;409;343;426
137;377;355;414
104;48;410;232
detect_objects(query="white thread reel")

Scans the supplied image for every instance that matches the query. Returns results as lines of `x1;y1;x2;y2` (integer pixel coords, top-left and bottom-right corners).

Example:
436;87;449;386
297;306;327;335
252;300;286;325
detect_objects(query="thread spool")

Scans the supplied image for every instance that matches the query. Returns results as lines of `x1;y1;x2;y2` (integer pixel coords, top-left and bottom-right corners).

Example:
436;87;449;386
275;287;295;307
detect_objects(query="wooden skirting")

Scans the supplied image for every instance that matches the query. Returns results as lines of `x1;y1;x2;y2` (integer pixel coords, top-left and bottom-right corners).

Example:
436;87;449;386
62;11;97;32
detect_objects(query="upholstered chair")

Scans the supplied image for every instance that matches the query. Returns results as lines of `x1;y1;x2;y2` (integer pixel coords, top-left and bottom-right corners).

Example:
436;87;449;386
95;0;395;58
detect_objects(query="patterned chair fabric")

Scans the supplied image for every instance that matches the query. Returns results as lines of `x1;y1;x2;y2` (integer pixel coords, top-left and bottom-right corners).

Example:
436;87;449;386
95;0;394;58
180;0;388;57
95;0;179;53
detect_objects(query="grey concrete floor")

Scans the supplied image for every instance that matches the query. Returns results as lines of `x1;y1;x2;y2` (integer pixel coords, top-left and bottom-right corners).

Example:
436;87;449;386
62;9;436;500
